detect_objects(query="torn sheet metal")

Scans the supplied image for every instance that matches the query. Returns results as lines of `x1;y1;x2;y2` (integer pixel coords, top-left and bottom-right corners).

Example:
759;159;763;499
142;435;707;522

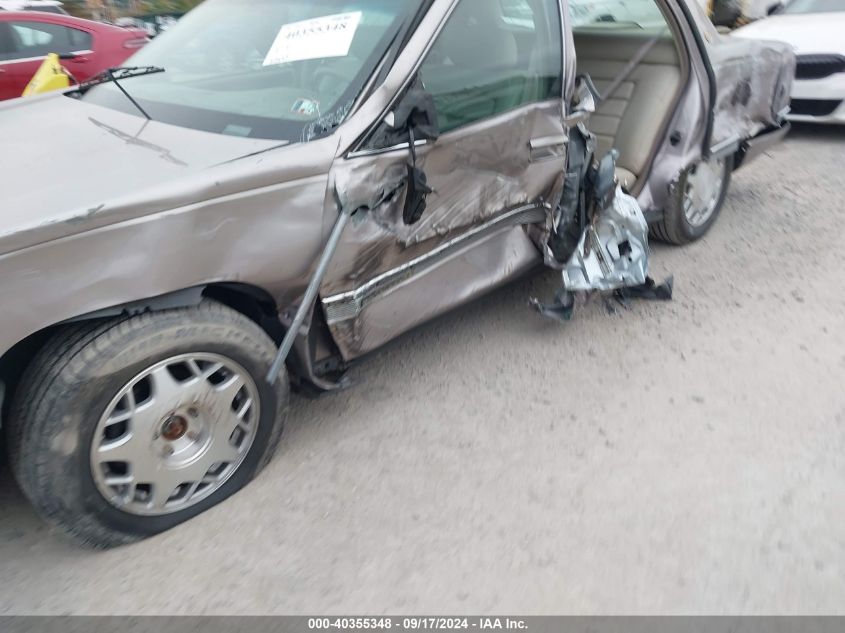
687;0;795;150
561;186;650;292
708;36;795;148
531;183;672;323
320;100;568;359
325;219;542;358
540;123;595;270
533;129;672;322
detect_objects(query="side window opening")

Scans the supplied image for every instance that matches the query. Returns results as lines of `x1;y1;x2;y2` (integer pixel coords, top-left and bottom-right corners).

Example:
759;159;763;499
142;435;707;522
0;23;18;60
9;21;92;57
568;0;685;191
11;23;55;49
67;26;92;50
419;0;563;133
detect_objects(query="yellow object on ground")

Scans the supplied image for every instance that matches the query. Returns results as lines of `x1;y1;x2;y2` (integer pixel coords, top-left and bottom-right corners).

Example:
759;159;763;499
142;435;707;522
22;53;71;97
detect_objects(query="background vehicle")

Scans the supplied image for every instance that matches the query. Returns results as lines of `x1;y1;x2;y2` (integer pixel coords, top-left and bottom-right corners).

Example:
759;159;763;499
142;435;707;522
0;0;793;547
115;12;183;38
566;0;669;26
0;0;67;14
734;0;845;123
0;11;147;100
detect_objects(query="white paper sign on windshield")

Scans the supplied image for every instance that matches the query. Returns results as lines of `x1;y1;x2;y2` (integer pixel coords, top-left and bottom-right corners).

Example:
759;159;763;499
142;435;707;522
263;11;363;66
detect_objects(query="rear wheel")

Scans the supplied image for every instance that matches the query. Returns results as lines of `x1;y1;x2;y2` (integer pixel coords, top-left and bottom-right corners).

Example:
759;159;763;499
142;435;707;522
5;300;288;548
652;154;733;245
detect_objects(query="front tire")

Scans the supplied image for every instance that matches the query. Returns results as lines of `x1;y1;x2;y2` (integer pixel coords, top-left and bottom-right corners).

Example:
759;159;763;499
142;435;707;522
652;154;733;245
5;300;288;548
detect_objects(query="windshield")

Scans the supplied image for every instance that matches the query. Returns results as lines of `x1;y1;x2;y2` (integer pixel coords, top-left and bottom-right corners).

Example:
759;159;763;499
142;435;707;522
82;0;418;142
780;0;845;13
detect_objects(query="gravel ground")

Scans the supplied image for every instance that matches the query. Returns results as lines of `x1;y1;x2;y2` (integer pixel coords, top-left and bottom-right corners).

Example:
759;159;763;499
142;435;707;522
1;124;844;615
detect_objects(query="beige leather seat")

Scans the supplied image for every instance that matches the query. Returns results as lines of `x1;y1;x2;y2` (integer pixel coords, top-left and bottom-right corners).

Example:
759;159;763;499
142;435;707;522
573;30;682;189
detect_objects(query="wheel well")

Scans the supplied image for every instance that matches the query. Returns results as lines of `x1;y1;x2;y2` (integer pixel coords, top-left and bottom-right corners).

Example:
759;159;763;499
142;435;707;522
0;283;328;425
201;283;285;344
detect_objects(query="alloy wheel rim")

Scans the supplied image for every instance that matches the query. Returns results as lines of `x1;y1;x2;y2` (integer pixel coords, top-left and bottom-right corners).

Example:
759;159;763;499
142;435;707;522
90;353;260;516
683;157;725;228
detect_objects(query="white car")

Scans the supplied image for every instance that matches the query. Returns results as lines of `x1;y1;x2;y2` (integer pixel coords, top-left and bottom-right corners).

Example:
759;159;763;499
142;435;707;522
0;0;66;13
734;0;845;124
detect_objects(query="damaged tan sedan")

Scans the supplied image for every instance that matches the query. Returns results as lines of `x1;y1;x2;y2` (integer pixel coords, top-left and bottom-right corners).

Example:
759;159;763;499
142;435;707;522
0;0;793;547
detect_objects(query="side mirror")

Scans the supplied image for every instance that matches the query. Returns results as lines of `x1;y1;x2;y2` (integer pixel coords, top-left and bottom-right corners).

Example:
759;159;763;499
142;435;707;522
564;74;598;126
386;85;439;142
383;79;440;226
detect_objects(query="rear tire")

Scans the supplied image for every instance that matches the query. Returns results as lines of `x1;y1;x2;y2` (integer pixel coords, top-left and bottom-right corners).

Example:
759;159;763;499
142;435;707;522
651;154;733;245
5;300;288;549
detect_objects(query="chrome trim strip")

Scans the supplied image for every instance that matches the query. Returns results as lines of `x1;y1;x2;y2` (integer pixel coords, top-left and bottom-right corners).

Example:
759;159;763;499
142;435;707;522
348;138;430;159
530;135;568;150
710;135;741;159
322;203;547;324
0;50;92;66
0;55;49;65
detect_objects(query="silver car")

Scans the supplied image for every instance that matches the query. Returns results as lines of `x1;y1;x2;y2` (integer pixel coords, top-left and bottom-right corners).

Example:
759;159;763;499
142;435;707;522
0;0;793;547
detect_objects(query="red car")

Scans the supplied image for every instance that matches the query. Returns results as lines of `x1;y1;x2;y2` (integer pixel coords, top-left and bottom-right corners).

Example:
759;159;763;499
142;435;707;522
0;11;147;101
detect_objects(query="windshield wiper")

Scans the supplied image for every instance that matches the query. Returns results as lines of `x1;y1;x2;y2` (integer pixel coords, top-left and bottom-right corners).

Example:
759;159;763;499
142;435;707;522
81;66;165;121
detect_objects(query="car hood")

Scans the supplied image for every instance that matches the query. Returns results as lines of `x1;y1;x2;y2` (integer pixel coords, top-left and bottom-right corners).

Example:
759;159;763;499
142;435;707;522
732;12;845;55
0;93;283;254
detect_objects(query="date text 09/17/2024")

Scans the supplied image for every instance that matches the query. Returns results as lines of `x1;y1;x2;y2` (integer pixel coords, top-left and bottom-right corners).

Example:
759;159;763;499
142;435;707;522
308;618;529;630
